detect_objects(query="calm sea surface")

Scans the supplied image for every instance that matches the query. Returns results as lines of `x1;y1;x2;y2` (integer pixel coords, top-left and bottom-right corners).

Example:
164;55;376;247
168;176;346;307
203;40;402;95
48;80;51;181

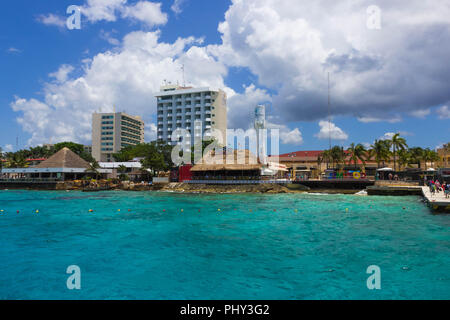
0;190;448;300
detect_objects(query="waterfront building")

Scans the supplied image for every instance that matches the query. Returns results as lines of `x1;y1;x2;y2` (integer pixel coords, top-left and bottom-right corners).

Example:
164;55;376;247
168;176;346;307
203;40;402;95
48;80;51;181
92;112;145;162
437;144;450;167
83;145;92;155
1;147;111;181
98;161;143;180
190;149;262;180
270;150;389;180
154;85;227;148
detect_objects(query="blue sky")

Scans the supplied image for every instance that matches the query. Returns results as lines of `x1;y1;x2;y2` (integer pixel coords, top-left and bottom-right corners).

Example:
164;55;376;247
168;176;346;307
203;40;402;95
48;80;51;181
1;0;449;154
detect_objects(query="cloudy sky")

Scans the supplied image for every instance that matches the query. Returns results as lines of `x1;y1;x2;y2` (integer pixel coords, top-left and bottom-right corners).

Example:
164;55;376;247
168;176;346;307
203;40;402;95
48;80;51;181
0;0;449;154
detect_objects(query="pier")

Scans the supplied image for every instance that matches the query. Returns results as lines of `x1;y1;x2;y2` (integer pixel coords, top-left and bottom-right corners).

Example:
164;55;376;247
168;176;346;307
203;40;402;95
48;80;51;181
421;186;450;212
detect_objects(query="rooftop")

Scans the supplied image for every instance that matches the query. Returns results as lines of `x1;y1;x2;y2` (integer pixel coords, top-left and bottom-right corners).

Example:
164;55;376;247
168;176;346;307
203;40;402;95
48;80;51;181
155;86;220;97
34;147;90;169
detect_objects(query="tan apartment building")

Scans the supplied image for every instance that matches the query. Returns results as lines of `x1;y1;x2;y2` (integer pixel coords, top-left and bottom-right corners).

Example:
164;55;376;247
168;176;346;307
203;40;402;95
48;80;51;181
155;85;227;149
92;112;145;162
437;144;450;167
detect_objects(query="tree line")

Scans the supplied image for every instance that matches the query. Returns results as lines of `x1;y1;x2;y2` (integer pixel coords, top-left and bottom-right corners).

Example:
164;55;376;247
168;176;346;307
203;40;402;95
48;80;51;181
319;134;444;171
0;142;96;169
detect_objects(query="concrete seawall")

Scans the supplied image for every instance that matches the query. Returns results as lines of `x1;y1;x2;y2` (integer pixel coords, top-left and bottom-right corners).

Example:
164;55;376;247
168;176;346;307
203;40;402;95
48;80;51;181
0;182;59;190
366;185;423;196
294;180;375;190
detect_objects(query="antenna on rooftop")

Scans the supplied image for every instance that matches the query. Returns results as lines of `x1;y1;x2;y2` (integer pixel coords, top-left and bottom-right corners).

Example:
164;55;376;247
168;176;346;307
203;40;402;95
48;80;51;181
181;64;186;87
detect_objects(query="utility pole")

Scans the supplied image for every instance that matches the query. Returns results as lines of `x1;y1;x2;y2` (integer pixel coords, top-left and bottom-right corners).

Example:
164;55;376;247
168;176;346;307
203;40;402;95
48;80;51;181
328;72;331;151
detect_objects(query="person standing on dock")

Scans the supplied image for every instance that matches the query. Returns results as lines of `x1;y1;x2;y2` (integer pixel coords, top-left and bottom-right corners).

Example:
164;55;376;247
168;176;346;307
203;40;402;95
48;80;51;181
429;180;436;196
444;182;449;199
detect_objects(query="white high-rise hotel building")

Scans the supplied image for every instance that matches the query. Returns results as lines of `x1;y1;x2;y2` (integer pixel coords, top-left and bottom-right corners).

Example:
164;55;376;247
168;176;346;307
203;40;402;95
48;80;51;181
155;85;227;147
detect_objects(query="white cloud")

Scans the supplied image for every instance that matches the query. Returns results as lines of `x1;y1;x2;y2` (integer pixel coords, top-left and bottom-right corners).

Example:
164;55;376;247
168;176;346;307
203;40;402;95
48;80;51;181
211;0;450;123
80;0;127;22
227;84;272;129
121;1;168;27
6;47;21;54
38;1;168;28
2;144;13;152
378;131;412;141
437;105;450;119
171;0;186;15
357;115;402;123
49;65;75;83
100;30;121;45
410;109;430;119
10;31;227;146
145;123;157;141
36;13;66;28
280;128;303;145
379;132;395;141
315;120;348;141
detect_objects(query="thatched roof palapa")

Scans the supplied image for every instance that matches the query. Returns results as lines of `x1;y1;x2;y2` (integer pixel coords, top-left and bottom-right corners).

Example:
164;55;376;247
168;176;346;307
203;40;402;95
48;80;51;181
34;147;90;169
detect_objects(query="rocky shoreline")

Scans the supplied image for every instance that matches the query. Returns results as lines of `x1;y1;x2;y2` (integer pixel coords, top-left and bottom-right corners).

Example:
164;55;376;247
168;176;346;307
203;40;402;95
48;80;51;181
2;180;366;194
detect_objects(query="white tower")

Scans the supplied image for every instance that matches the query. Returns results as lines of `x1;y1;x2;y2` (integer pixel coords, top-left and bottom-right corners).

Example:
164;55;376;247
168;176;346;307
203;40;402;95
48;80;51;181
254;105;267;164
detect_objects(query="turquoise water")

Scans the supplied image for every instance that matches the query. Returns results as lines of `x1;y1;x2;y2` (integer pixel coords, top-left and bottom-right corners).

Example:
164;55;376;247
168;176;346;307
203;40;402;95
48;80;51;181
0;190;449;300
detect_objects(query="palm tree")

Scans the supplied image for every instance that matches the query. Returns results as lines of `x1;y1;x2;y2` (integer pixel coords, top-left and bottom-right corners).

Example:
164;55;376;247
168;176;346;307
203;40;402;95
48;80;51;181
422;148;440;170
117;165;127;174
330;146;345;169
397;149;411;171
370;140;391;168
318;150;332;171
6;154;29;168
347;143;367;169
390;133;408;171
409;147;425;169
85;161;100;180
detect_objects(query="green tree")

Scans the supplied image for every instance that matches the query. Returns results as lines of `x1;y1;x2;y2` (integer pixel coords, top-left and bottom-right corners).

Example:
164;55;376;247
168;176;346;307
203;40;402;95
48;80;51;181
347;143;367;169
397;149;412;170
318;150;332;171
329;146;345;169
117;165;128;174
141;153;166;177
409;147;425;169
370;140;392;168
85;161;100;180
6;153;29;168
390;133;408;171
422;148;440;170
